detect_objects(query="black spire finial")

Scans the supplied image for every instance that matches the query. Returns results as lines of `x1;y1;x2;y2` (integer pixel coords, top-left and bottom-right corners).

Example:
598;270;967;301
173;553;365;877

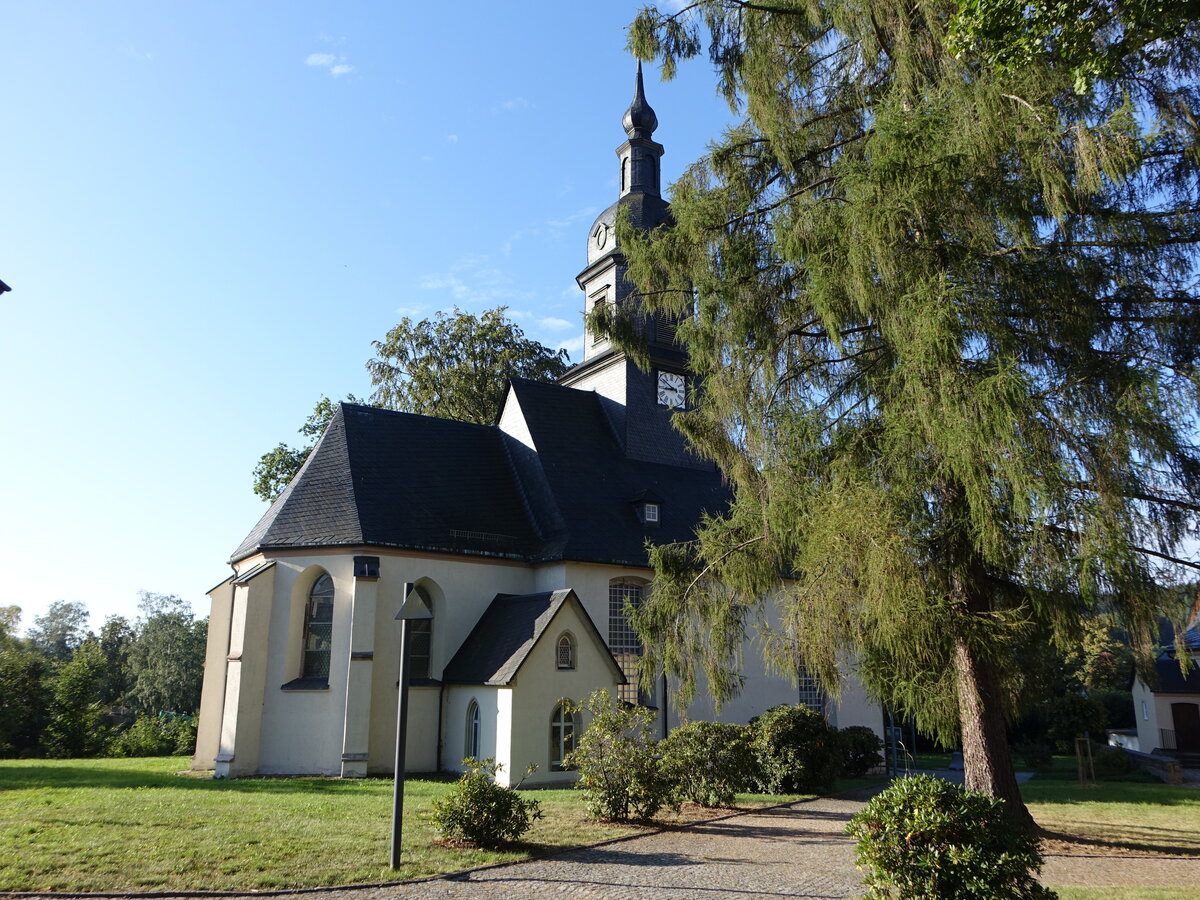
622;60;658;139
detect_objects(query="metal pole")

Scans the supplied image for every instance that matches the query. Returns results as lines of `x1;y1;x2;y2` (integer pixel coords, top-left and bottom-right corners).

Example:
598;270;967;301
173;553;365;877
390;617;411;869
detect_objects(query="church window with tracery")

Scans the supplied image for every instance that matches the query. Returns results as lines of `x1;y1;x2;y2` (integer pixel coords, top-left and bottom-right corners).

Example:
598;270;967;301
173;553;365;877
301;574;335;680
556;633;575;669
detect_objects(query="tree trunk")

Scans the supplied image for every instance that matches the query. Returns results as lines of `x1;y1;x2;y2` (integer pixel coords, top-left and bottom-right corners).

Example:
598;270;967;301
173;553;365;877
952;632;1035;830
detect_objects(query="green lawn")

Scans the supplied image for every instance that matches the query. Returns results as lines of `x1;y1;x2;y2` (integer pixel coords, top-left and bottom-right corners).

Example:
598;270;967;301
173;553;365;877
1024;768;1200;857
1021;757;1200;900
0;757;802;892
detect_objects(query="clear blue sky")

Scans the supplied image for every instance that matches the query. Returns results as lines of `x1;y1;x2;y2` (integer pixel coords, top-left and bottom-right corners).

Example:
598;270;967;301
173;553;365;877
1;2;734;632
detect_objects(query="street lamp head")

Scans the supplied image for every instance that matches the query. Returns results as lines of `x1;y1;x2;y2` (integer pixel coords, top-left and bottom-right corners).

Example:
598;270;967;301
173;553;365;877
397;583;434;621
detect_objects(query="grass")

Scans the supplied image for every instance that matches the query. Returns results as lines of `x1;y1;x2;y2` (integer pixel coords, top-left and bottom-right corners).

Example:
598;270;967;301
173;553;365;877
1054;891;1200;900
0;757;806;892
1023;760;1200;857
1019;755;1200;900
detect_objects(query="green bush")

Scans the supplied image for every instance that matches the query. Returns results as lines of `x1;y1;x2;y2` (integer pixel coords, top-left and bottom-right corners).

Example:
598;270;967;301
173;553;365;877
1091;689;1135;730
660;720;757;807
565;689;675;822
838;725;884;778
750;704;842;793
1015;740;1055;773
846;775;1057;900
110;714;197;757
430;758;542;847
1036;693;1108;753
1092;745;1132;778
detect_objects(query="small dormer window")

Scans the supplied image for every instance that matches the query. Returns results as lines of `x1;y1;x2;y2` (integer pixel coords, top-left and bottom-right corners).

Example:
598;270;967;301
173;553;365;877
631;494;663;526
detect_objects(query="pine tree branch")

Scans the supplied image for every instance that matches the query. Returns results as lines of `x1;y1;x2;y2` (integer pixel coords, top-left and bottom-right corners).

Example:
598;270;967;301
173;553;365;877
683;534;768;598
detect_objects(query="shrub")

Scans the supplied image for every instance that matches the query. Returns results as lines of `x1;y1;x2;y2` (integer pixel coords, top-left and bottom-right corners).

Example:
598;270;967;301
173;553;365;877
565;689;675;821
1093;745;1132;778
750;704;842;793
430;758;542;847
1015;740;1055;773
1038;693;1109;753
111;714;197;757
839;725;884;778
846;775;1057;900
1091;689;1135;730
660;720;757;807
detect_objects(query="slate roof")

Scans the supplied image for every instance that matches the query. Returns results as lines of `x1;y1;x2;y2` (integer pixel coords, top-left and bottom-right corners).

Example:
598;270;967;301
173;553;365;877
232;380;730;568
1154;654;1200;693
507;378;729;566
231;404;543;562
1152;621;1200;693
442;590;624;685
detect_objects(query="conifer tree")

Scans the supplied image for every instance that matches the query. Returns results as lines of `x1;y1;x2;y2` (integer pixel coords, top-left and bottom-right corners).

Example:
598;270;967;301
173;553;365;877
619;1;1200;823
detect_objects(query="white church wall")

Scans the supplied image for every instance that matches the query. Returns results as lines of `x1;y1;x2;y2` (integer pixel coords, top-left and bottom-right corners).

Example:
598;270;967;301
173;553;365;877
215;563;276;777
193;577;233;770
442;685;501;774
257;558;350;775
498;392;535;451
507;601;622;787
364;552;535;774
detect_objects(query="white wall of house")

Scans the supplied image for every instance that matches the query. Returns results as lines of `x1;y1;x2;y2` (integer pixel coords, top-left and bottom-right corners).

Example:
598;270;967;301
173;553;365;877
1132;677;1160;752
1133;675;1200;754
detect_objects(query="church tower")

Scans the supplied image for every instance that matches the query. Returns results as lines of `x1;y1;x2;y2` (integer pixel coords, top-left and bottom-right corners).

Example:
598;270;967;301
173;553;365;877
562;63;703;470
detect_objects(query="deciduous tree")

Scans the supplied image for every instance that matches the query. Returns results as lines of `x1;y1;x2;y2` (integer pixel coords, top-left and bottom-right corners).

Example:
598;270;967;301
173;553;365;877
126;592;207;716
620;0;1199;825
252;307;570;501
28;600;89;662
366;306;569;423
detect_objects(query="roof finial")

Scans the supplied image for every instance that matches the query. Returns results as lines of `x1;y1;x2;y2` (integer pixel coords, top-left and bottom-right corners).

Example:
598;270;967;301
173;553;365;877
622;60;658;139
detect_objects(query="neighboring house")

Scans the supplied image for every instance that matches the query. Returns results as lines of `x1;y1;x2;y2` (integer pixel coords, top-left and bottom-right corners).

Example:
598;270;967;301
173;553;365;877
193;65;883;785
1131;620;1200;760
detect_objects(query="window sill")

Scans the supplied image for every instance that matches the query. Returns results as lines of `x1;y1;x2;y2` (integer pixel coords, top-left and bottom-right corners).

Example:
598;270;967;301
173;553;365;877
281;677;330;692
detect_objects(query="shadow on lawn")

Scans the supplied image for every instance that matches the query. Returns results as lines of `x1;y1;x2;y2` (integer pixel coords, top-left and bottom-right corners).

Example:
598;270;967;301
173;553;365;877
0;763;450;795
1040;824;1200;858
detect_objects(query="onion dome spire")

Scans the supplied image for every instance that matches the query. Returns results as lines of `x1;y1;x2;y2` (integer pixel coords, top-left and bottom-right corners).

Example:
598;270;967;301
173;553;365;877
622;60;658;139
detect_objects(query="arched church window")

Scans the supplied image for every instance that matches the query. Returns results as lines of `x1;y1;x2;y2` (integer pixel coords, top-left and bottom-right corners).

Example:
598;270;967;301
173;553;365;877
302;574;335;680
409;591;433;679
550;702;576;770
465;699;481;760
609;579;644;703
556;633;575;670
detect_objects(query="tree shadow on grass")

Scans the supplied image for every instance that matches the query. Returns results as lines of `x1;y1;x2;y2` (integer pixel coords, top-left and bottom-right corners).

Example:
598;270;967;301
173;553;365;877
0;763;447;796
1040;824;1200;858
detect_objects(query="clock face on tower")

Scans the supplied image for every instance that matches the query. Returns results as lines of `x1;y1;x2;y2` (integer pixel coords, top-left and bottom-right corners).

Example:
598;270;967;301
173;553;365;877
657;371;686;409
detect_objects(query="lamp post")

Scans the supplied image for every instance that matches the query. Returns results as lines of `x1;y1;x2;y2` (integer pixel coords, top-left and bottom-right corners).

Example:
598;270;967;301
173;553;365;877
391;583;432;870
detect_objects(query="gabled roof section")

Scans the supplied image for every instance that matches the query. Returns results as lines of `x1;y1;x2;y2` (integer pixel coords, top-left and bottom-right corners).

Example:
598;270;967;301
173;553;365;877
506;378;730;566
442;590;624;686
231;403;542;562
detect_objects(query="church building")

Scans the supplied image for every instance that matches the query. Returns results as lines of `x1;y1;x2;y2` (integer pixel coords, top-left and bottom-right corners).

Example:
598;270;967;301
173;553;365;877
193;66;882;785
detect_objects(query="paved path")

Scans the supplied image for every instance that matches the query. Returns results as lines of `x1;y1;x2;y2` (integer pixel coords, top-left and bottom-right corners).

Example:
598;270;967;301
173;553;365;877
277;797;868;900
